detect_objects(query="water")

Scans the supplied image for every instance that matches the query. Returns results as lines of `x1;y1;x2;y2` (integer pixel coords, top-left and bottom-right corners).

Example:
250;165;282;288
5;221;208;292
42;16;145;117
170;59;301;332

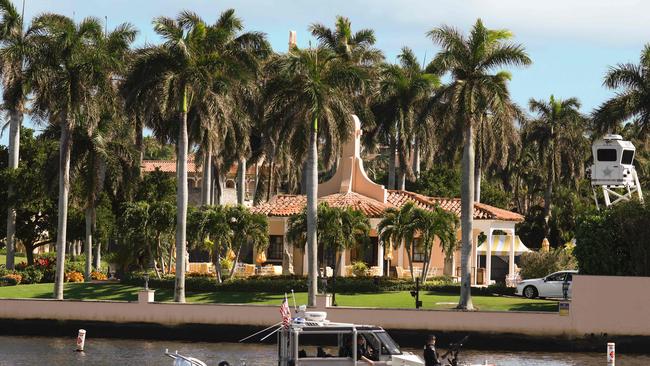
0;336;649;365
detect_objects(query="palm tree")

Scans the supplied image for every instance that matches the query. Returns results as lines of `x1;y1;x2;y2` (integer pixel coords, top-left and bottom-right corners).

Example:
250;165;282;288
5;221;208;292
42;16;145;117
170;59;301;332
337;208;370;275
378;202;418;280
412;206;459;281
309;15;383;66
227;205;269;277
29;14;115;299
377;47;439;189
526;95;586;238
267;46;365;306
71;24;136;281
428;19;531;309
123;9;268;301
593;43;650;137
0;0;30;270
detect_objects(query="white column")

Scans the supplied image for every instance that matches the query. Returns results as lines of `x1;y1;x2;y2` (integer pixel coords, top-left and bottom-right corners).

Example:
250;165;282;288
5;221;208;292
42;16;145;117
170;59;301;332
303;245;308;276
377;238;385;277
338;250;347;277
472;233;477;286
486;229;493;285
508;229;516;278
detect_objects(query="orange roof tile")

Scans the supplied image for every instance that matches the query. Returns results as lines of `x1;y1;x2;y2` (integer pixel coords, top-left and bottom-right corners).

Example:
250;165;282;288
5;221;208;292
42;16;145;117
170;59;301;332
251;192;394;218
387;190;524;222
253;189;523;222
141;159;198;173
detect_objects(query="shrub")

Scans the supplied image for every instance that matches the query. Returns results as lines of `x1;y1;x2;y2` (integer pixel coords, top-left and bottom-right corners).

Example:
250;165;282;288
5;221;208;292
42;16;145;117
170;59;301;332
351;261;369;277
519;245;577;279
65;271;85;283
65;261;85;274
220;258;233;272
574;200;650;276
91;271;108;281
17;266;44;284
1;273;22;286
15;262;28;271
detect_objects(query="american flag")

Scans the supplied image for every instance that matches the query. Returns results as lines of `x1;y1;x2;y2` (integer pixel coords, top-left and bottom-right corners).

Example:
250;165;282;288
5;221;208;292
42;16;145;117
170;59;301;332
280;296;291;328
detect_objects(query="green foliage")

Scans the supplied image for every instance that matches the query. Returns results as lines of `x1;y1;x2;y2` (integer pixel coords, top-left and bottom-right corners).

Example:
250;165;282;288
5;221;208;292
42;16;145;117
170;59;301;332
408;166;461;198
143;136;175;160
351;261;369;277
519;245;577;279
135;169;176;203
16;266;44;284
480;179;512;209
574;200;650;276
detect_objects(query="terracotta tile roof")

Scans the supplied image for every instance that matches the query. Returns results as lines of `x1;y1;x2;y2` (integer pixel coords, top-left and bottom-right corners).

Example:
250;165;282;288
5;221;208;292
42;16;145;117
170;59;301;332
387;190;524;222
253;189;523;222
251;192;394;218
142;159;197;173
141;158;258;176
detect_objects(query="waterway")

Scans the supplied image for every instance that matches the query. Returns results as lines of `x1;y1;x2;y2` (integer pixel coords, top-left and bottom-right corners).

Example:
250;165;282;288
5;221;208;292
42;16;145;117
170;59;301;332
1;336;649;365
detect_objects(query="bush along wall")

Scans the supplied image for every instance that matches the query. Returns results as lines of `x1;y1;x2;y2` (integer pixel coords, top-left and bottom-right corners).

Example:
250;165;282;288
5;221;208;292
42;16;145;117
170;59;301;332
121;272;516;296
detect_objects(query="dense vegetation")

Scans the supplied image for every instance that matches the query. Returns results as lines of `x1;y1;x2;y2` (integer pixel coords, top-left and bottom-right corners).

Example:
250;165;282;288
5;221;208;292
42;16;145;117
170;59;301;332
0;3;648;307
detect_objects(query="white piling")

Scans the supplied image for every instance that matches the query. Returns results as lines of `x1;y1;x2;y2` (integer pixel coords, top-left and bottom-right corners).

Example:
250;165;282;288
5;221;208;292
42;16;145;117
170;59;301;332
607;342;615;366
76;329;86;352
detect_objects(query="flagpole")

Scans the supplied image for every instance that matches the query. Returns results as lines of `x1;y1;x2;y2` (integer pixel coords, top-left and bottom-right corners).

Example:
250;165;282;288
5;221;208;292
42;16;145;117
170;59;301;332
291;289;298;312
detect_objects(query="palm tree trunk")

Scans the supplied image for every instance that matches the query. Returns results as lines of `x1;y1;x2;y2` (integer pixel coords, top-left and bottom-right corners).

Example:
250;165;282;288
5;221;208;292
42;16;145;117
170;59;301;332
252;162;260;204
474;160;482;203
267;159;275;201
458;122;475;310
174;90;189;303
237;158;246;205
4;109;21;270
94;241;101;270
214;251;223;284
306;121;319;307
412;137;421;180
407;243;415;281
201;146;212;206
135;116;144;177
388;134;396;189
84;206;94;281
54;122;73;300
543;158;554;239
167;239;174;275
398;167;406;190
229;246;242;278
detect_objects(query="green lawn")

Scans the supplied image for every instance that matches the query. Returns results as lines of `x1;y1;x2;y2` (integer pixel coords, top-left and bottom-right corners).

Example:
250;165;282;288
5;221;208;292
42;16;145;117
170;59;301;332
0;253;27;266
0;283;557;312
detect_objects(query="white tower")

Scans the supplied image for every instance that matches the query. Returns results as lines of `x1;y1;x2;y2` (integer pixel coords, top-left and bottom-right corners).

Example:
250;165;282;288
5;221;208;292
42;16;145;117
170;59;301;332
589;134;643;209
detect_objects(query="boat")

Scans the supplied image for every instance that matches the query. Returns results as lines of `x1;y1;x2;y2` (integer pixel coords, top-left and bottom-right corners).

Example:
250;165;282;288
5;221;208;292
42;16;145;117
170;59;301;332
277;310;424;365
165;349;208;366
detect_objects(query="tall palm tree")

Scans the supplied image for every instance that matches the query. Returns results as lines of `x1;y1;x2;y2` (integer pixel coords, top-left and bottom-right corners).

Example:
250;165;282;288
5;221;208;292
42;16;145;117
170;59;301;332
267;46;365;306
593;43;650;137
29;14;113;299
526;95;586;238
123;9;268;301
0;0;30;270
428;19;531;309
377;47;439;189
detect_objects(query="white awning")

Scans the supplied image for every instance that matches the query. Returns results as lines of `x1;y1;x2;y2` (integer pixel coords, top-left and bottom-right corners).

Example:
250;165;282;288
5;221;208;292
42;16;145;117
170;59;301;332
477;235;531;255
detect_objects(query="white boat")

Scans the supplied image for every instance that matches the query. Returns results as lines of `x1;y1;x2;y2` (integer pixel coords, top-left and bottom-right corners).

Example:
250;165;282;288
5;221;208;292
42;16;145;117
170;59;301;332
277;310;425;366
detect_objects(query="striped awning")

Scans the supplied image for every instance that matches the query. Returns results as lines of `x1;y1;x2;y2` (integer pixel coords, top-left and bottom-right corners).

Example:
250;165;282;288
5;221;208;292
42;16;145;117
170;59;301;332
477;235;531;255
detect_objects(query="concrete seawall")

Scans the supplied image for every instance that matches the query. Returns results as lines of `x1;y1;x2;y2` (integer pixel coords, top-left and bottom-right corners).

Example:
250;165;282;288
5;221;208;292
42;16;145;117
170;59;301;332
0;275;648;351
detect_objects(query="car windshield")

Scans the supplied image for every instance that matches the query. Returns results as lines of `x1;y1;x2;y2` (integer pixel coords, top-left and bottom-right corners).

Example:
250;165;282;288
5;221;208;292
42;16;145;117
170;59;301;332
374;331;401;355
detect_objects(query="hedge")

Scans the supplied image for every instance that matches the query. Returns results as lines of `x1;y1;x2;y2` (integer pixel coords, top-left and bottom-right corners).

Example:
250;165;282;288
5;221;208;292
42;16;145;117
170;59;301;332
121;272;515;296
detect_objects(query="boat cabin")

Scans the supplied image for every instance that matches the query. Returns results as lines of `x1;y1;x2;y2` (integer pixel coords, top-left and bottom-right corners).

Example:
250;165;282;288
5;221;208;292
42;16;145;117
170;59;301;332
277;312;423;366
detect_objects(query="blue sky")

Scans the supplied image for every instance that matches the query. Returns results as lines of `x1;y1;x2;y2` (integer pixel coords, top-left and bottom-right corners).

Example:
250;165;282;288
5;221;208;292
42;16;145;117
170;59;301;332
2;0;649;145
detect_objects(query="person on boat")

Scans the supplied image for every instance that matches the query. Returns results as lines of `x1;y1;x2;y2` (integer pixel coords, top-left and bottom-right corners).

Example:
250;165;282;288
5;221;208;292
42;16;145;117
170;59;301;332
340;335;375;364
423;335;441;366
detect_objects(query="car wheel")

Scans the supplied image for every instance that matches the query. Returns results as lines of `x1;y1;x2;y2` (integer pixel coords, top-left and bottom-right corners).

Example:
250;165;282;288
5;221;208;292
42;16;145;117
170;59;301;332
523;286;538;299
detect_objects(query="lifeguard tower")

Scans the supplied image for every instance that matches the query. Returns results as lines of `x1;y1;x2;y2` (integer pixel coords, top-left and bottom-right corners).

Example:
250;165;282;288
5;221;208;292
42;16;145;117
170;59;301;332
589;134;643;209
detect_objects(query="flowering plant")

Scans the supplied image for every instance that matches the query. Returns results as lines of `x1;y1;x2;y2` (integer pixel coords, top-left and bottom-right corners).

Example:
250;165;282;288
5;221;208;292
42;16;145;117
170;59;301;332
65;271;85;283
1;273;22;286
90;271;107;281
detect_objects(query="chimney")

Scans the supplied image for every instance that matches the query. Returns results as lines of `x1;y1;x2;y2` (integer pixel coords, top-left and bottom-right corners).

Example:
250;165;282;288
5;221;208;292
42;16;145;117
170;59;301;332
288;30;297;50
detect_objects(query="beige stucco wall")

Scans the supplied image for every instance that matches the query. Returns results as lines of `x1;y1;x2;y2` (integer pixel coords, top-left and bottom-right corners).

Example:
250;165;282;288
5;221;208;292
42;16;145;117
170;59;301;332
0;275;648;338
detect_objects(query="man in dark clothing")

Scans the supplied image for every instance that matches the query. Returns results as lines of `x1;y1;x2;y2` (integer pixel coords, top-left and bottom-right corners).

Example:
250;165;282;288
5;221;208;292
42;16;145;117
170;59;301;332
423;335;441;366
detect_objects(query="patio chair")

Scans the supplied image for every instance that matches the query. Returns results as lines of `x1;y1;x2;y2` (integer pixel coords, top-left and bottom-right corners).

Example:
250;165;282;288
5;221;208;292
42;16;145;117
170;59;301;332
369;266;382;277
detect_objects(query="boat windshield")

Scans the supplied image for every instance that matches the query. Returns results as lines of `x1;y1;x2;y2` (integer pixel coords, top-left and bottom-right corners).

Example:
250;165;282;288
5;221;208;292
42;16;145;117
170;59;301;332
374;331;401;355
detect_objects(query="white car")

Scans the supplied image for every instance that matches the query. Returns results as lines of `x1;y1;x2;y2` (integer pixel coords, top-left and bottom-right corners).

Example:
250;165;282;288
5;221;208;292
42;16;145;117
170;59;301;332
515;270;578;299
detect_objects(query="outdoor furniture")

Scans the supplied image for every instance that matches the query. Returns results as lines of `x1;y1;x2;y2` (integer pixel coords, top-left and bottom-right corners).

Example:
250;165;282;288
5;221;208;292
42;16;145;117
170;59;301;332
369;266;382;277
188;262;213;275
258;264;282;276
233;263;256;277
319;266;333;277
344;265;354;277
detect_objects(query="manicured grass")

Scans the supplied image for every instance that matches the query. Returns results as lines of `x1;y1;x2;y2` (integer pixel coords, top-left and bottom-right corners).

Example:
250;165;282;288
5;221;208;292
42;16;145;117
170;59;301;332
0;254;26;266
0;283;557;312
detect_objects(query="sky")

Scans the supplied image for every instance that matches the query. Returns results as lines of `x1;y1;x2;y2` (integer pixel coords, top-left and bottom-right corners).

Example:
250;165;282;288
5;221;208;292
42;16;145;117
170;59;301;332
2;0;650;145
